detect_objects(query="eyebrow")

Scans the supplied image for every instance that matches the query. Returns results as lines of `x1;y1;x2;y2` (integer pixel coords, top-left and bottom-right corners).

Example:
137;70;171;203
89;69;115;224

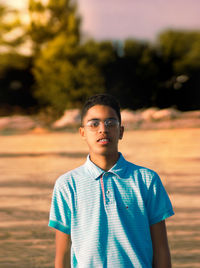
87;117;117;122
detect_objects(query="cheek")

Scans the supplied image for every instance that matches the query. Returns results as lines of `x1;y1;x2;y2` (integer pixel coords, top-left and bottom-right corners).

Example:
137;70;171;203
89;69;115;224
85;132;96;143
110;130;121;141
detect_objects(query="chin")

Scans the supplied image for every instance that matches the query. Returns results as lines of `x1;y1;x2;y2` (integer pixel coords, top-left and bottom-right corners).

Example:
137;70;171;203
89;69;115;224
95;148;117;156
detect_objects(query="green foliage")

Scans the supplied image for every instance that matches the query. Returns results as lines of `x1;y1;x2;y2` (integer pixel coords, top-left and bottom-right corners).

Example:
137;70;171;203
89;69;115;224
158;30;200;73
30;0;106;113
124;39;147;59
0;2;30;71
0;3;26;52
0;3;36;114
105;39;160;109
81;40;116;65
1;0;200;114
33;35;105;112
156;30;200;110
28;0;81;53
0;53;30;74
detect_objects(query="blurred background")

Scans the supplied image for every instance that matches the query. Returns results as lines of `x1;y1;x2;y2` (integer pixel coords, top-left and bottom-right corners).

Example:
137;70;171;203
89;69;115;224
0;0;200;123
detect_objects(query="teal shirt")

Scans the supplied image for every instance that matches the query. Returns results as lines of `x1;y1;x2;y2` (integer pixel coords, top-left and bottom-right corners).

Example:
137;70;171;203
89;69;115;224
49;153;174;267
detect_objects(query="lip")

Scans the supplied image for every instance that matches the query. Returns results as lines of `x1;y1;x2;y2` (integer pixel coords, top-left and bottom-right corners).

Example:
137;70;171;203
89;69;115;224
97;137;110;144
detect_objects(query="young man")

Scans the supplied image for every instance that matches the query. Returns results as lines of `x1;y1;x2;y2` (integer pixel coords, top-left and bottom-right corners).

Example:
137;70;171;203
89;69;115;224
49;94;174;268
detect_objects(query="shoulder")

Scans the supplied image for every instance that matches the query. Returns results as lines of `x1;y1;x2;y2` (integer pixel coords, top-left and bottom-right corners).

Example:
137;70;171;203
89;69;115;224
55;163;87;189
124;159;160;187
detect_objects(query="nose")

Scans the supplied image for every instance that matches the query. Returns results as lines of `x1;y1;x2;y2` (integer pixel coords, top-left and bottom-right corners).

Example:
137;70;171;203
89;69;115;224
98;121;108;133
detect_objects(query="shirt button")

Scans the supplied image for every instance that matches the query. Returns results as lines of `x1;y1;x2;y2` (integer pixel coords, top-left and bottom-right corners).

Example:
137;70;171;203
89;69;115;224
107;190;110;194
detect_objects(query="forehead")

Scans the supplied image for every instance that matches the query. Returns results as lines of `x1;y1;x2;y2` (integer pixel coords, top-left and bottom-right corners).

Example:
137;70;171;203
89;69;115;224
83;105;118;121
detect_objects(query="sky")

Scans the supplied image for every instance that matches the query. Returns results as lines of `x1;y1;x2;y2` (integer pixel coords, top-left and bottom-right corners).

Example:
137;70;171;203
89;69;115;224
2;0;200;41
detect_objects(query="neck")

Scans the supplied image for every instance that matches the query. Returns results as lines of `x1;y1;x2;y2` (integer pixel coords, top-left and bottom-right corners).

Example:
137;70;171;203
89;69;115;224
90;152;119;171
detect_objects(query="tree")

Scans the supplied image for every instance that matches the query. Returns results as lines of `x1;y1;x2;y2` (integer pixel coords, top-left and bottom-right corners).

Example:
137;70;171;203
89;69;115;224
105;39;160;110
28;0;81;54
31;1;108;114
0;3;35;114
33;35;105;113
157;30;200;110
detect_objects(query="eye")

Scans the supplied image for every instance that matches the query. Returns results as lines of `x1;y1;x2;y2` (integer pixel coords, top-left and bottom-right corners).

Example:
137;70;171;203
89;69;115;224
105;119;113;127
105;119;119;127
87;120;99;128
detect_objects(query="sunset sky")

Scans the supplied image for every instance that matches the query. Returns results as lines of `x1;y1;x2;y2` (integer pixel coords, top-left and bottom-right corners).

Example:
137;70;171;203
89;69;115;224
2;0;200;41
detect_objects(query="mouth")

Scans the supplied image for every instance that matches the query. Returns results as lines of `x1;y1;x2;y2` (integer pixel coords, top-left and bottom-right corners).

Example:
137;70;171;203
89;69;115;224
97;138;110;144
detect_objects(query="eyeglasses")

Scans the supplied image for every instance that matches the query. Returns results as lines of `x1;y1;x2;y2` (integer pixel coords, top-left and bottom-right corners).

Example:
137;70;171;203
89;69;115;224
84;118;120;131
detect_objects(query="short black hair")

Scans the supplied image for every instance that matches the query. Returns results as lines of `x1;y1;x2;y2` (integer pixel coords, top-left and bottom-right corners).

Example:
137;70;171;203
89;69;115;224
81;94;121;124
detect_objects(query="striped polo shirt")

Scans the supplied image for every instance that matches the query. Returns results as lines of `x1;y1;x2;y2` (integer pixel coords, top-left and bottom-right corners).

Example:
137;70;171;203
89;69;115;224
49;153;174;267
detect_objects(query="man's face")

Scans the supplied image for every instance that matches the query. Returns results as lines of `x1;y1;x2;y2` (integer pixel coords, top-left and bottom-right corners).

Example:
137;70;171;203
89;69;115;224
79;105;124;158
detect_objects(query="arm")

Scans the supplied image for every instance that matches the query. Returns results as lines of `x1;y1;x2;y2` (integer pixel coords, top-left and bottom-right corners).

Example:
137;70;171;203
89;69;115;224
150;220;172;268
55;229;71;268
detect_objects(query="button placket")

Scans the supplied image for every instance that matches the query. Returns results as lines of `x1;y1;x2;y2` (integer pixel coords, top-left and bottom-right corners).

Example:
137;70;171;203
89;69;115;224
103;173;114;206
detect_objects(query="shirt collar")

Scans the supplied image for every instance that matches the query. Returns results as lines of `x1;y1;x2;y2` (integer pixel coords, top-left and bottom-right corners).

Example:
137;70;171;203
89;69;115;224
85;153;127;180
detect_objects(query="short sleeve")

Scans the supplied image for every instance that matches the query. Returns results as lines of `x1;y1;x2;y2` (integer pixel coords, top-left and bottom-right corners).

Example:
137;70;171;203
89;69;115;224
48;178;71;234
146;172;174;225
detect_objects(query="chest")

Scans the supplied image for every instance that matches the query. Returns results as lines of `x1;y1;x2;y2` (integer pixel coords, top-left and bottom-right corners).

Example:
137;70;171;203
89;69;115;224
75;174;148;216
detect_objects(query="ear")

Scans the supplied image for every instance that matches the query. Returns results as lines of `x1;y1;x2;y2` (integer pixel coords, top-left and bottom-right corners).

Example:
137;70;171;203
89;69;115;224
119;126;124;140
79;126;86;139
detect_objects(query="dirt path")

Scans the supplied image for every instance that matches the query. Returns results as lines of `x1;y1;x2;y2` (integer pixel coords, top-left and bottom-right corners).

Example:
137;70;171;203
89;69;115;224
0;129;200;267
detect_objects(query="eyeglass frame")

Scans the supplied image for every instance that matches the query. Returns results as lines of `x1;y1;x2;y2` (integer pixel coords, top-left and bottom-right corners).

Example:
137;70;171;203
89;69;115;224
83;118;120;131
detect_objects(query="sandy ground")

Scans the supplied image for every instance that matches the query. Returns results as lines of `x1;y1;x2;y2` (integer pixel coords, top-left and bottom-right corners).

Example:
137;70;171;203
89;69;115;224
0;128;200;267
